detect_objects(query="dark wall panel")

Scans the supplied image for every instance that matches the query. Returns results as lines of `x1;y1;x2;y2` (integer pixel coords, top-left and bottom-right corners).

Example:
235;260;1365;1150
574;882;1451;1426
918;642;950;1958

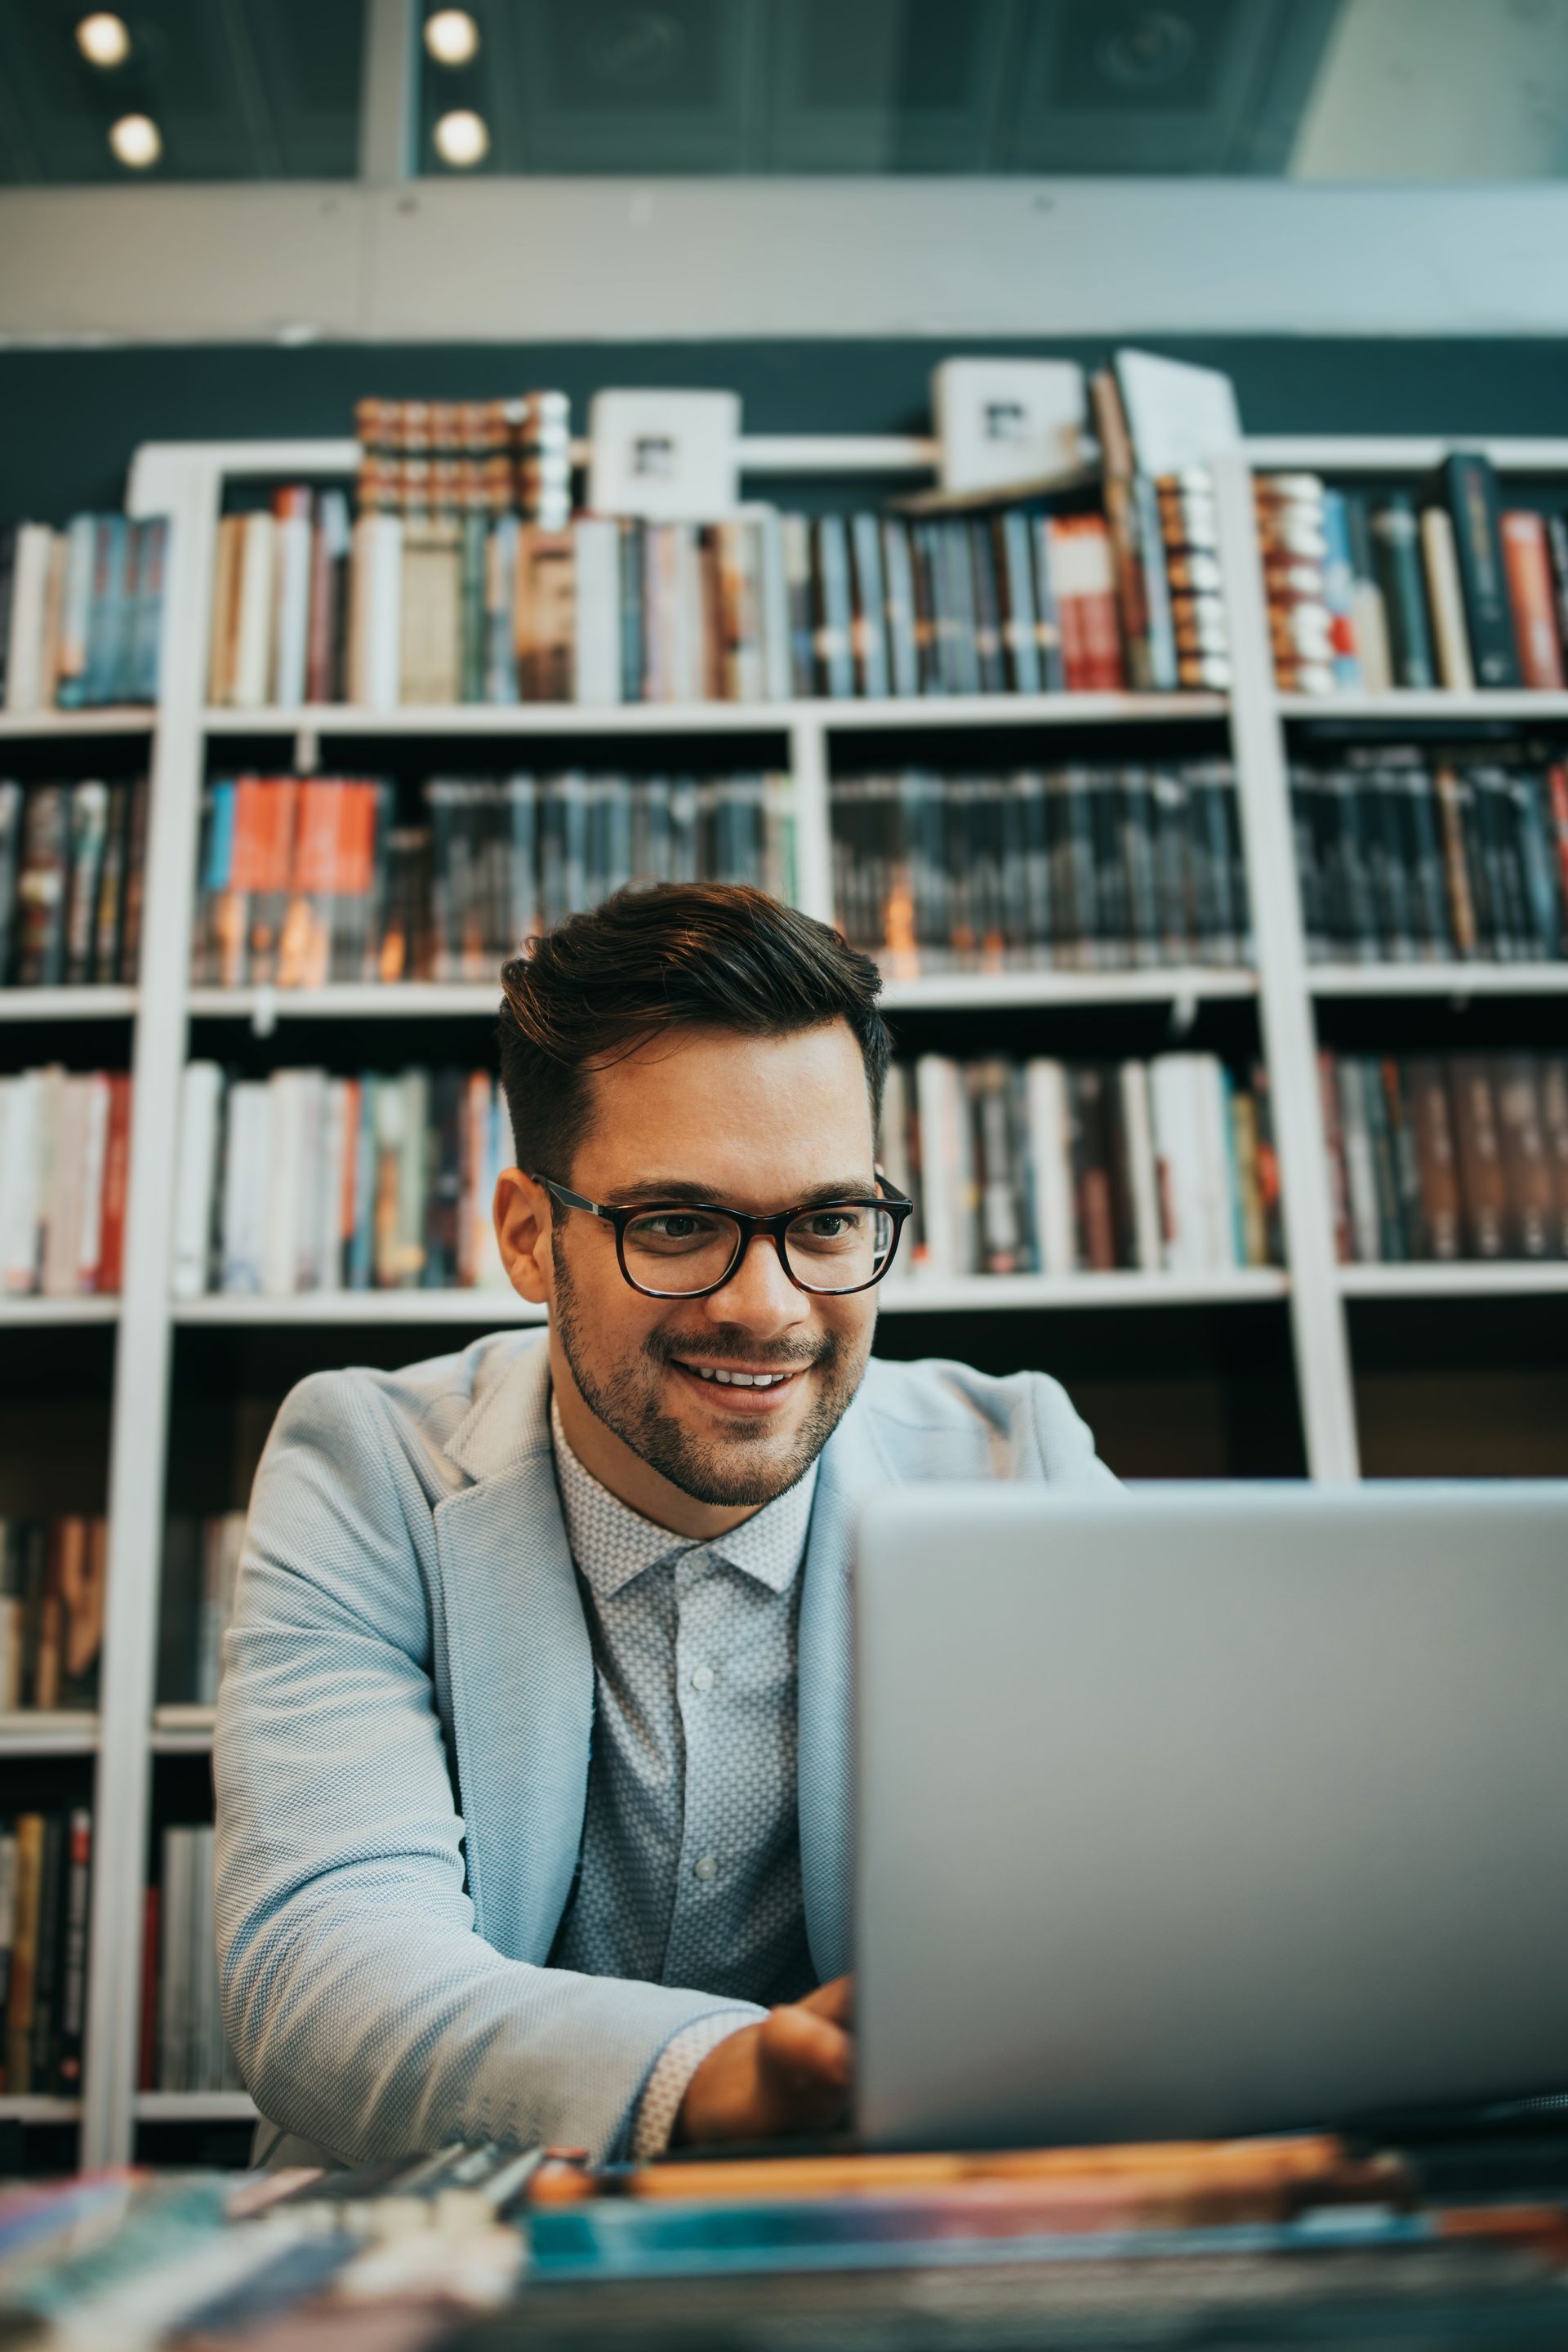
6;335;1568;518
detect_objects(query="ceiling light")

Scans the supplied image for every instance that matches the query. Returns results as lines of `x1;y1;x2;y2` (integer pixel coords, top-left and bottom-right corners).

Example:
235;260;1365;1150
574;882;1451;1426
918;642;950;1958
76;11;131;67
433;108;488;167
424;10;480;66
109;113;161;168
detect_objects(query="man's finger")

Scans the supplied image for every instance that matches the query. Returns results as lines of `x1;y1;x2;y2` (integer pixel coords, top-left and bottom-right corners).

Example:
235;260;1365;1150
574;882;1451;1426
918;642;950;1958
761;2002;854;2088
802;1974;854;2025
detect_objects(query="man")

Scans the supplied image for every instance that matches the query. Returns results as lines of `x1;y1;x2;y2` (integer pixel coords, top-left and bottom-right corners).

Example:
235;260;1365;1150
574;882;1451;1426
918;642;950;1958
216;884;1115;2168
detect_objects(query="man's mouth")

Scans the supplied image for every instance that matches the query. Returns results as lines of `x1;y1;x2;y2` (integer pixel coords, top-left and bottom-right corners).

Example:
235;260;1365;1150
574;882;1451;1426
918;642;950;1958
675;1360;801;1389
668;1356;812;1405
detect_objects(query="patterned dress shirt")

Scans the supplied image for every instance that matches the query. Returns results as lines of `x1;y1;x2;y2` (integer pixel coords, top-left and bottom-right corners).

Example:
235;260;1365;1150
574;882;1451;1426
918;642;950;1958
547;1396;820;2154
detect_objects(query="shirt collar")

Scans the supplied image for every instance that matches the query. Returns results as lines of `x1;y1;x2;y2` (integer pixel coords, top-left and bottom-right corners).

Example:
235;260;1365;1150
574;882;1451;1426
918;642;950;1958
550;1392;817;1602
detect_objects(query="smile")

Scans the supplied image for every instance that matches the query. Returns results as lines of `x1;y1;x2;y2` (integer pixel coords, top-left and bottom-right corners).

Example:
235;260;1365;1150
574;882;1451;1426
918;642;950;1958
675;1361;800;1389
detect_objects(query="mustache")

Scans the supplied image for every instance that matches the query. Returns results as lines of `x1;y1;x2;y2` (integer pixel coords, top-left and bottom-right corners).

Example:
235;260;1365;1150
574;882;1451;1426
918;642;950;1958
645;1329;836;1373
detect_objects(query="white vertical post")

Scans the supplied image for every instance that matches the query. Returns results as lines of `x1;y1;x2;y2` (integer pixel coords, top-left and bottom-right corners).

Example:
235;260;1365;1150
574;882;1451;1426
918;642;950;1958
1213;446;1361;1483
359;0;418;184
82;452;220;2168
790;712;834;925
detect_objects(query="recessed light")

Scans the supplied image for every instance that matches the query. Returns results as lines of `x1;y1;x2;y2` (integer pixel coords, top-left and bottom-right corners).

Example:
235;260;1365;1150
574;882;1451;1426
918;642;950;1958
109;113;162;168
76;11;131;67
424;10;480;67
433;108;488;167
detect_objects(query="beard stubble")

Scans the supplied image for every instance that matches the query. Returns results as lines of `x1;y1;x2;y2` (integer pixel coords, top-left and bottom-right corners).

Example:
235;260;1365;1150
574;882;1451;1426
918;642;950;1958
550;1237;866;1508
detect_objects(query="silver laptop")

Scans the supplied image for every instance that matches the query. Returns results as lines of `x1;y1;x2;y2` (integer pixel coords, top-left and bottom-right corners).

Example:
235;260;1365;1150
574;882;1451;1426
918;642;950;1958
853;1480;1568;2149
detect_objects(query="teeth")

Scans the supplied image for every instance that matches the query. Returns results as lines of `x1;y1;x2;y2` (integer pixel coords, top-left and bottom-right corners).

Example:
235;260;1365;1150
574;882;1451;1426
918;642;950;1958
684;1364;793;1389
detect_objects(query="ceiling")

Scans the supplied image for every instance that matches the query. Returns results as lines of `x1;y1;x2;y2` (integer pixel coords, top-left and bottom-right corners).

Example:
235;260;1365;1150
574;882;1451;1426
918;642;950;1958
1;0;1565;186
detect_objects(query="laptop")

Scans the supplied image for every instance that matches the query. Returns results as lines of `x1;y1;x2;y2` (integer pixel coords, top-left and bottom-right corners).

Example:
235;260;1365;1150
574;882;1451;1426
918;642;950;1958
853;1480;1568;2150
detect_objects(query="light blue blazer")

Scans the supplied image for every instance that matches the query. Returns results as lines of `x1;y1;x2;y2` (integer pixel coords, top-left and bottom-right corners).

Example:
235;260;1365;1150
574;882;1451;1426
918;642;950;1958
214;1329;1115;2165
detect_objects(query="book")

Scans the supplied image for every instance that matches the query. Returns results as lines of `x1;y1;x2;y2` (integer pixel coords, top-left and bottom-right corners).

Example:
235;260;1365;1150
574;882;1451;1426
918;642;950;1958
1290;746;1566;965
1422;451;1520;688
832;762;1249;975
1499;511;1566;690
170;1062;512;1298
0;1067;131;1296
192;769;796;989
1322;1050;1567;1263
887;1049;1276;1281
1;1810;91;2096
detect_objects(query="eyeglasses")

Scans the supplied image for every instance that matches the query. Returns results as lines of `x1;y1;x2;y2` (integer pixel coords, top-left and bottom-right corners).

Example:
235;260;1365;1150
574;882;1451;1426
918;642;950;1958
532;1173;914;1299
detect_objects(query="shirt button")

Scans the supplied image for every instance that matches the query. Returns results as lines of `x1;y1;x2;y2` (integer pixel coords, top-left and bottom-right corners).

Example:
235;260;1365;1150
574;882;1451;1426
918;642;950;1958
690;1664;715;1693
693;1855;718;1882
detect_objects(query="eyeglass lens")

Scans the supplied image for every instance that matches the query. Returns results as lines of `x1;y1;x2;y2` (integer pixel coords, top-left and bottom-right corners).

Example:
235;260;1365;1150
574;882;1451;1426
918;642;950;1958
621;1204;895;1295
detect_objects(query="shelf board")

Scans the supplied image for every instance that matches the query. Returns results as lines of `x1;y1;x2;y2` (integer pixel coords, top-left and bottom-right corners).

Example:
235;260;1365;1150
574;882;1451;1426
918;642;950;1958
173;1290;545;1325
0;2096;82;2123
0;707;155;738
879;967;1257;1010
1279;690;1568;723
136;2091;256;2123
0;1295;118;1325
879;1270;1288;1312
189;982;501;1020
0;1712;98;1756
175;1277;1285;1321
187;970;1258;1021
202;692;1227;739
0;987;137;1021
1339;1263;1568;1299
1310;963;1568;997
152;1706;216;1753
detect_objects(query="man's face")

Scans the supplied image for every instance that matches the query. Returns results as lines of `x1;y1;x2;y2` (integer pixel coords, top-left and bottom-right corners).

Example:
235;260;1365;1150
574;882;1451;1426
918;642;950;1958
543;1020;880;1509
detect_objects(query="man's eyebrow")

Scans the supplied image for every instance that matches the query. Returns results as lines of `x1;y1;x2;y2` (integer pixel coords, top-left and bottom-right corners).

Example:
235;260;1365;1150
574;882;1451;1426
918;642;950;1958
598;1177;877;1209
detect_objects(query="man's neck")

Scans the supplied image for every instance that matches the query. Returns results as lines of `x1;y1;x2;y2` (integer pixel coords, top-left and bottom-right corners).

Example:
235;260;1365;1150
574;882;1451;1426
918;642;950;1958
547;1334;760;1541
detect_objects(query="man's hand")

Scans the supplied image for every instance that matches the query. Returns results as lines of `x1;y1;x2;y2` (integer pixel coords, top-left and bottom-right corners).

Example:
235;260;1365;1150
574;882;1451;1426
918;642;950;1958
675;1976;853;2147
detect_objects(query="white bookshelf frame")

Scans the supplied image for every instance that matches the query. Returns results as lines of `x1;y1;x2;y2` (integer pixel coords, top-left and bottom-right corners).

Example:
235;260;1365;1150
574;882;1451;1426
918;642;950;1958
2;425;1561;2171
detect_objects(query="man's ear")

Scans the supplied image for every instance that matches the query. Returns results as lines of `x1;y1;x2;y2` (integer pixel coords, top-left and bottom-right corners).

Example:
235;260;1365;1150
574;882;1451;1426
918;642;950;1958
494;1169;553;1307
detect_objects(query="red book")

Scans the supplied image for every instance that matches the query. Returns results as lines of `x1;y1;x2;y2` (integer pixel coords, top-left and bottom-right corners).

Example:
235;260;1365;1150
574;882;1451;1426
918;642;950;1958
96;1073;132;1294
1547;764;1568;926
1500;511;1566;688
136;1884;160;2092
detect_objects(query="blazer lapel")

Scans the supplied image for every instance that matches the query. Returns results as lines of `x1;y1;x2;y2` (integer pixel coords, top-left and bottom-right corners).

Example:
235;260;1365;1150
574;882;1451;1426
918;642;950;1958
434;1336;594;1965
796;1390;891;1984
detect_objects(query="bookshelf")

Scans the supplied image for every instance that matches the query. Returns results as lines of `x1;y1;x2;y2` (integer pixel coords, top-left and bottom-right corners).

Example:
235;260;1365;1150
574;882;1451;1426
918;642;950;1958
0;424;1561;2172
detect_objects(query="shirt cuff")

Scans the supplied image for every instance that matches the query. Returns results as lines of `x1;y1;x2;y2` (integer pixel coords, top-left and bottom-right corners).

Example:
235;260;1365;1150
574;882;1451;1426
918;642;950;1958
630;2009;759;2162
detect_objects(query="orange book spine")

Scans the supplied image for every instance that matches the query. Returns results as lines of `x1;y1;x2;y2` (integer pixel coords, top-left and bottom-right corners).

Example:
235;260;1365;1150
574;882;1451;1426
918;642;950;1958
1500;511;1566;689
96;1072;132;1294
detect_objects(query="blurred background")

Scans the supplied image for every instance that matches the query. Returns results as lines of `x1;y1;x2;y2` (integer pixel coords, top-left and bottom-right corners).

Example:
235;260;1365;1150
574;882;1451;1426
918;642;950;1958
2;0;1568;2178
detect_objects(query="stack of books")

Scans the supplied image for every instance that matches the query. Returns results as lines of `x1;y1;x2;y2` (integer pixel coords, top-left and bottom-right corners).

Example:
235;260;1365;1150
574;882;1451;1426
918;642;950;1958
832;762;1250;973
157;1515;244;1708
880;1053;1281;1280
0;1519;106;1710
0;1809;93;2096
173;1062;513;1298
0;519;167;712
1256;452;1568;695
0;1067;132;1297
207;494;1219;711
190;771;796;987
1291;748;1567;963
1321;1050;1568;1264
140;1826;243;2098
0;778;149;988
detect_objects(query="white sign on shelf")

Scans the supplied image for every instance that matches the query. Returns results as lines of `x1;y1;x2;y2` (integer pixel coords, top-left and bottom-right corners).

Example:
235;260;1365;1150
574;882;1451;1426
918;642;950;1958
587;390;742;519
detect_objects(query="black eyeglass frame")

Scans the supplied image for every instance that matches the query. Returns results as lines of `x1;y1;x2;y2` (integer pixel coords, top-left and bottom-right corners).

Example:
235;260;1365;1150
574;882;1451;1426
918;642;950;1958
532;1172;915;1299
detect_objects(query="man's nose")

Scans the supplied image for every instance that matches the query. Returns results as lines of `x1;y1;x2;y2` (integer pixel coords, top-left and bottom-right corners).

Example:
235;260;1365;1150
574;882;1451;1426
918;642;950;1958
701;1231;811;1333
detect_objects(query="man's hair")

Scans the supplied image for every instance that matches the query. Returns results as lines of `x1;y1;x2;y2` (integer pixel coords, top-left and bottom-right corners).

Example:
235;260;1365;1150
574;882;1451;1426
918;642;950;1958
497;883;892;1180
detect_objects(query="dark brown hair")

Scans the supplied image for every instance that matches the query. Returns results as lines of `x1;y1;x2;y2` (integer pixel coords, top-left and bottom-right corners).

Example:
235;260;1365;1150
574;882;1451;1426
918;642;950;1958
497;883;891;1180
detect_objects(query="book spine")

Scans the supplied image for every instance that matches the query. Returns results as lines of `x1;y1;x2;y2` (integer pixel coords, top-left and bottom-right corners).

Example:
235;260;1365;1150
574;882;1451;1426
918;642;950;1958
1432;452;1520;688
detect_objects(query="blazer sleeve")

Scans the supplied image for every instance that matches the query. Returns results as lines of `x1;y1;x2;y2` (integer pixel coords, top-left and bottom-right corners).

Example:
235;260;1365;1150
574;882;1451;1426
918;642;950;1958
213;1370;763;2167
